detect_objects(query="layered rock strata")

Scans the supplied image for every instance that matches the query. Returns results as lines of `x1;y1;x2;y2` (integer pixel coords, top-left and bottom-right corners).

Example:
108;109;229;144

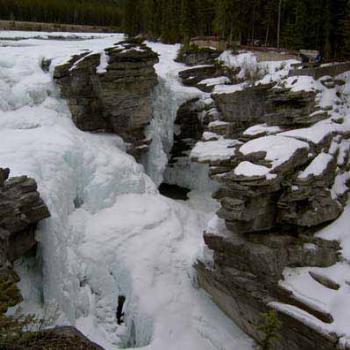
176;46;221;66
171;66;350;349
54;40;159;159
0;167;50;313
8;326;105;350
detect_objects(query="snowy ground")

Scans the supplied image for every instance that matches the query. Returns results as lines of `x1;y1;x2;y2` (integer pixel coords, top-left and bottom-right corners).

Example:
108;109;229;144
0;31;253;350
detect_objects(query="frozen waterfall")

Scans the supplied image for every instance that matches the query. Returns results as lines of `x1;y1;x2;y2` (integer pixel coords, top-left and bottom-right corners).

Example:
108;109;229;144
0;32;253;350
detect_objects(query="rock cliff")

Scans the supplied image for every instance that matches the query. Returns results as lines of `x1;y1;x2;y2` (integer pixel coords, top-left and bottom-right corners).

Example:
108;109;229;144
2;326;104;350
0;170;104;349
172;58;350;349
54;39;159;159
0;167;50;313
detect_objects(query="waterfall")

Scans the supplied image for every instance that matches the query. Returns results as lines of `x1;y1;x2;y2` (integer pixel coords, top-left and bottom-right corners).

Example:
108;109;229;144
0;34;252;350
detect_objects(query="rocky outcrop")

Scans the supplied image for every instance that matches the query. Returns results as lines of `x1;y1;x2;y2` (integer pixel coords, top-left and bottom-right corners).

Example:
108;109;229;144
4;326;104;350
0;171;98;350
174;68;350;349
196;229;341;350
196;225;343;350
176;46;221;66
0;167;50;313
168;98;210;164
178;65;239;93
54;39;159;159
212;84;328;134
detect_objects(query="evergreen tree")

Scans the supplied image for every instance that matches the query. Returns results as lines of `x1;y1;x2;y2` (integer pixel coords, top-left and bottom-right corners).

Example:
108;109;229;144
180;0;194;47
342;0;350;58
0;0;348;58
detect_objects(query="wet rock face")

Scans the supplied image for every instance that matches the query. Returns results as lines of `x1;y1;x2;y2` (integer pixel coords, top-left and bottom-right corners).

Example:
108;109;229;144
0;168;50;312
54;40;159;159
169;98;207;163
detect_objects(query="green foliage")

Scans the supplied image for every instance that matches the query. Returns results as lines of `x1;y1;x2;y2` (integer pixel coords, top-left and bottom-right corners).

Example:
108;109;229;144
0;276;37;349
341;0;350;58
257;309;282;350
0;312;39;348
121;0;349;58
0;276;22;314
0;0;122;27
0;275;58;349
0;0;349;58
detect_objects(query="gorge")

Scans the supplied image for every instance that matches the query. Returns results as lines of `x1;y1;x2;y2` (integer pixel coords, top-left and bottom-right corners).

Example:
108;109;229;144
0;31;350;350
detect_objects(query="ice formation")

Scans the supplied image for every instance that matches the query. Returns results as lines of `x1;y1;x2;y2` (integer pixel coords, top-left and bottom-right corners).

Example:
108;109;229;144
0;32;252;350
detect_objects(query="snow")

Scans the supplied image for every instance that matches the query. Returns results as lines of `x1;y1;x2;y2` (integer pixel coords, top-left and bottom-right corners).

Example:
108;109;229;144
280;119;335;145
218;50;298;86
234;161;272;178
213;82;247;94
338;139;350;167
257;59;299;85
190;139;240;162
164;157;218;195
96;50;109;74
272;204;350;344
0;31;113;40
142;42;204;186
0;31;252;350
202;131;220;141
239;135;309;170
269;302;332;337
243;123;282;137
298;153;333;179
199;76;230;86
317;204;350;259
205;215;231;239
332;172;350;199
284;76;316;92
208;120;230;127
218;51;257;80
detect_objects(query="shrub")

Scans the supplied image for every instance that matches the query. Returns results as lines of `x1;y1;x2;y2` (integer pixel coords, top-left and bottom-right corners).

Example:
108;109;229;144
257;309;282;350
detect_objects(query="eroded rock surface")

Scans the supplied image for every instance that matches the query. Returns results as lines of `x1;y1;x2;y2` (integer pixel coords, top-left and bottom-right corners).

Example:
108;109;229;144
54;40;159;159
212;84;328;133
176;46;221;66
0;167;50;313
172;58;350;349
5;326;105;350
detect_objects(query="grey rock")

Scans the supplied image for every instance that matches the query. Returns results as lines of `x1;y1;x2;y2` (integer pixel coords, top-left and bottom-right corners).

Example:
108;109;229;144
54;40;159;159
0;168;50;313
309;271;340;290
10;326;105;349
176;46;221;66
212;84;328;136
196;231;341;350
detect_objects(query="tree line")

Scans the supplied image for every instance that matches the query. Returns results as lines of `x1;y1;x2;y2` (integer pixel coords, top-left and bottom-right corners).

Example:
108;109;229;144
0;0;122;27
0;0;349;58
123;0;350;59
